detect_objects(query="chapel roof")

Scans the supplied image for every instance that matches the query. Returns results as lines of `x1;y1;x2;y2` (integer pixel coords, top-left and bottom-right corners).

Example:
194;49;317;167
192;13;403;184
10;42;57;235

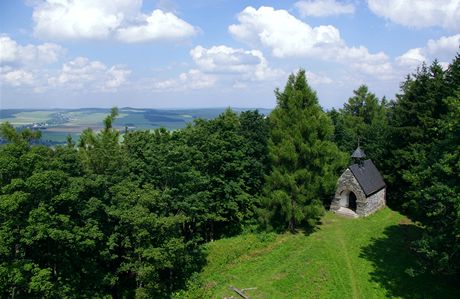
349;159;385;196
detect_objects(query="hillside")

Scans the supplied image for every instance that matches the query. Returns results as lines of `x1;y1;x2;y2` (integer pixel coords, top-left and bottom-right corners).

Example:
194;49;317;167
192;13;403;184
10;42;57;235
177;208;459;299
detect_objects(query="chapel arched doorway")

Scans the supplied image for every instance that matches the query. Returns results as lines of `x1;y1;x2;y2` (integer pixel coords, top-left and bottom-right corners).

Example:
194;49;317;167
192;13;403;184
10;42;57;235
348;191;357;211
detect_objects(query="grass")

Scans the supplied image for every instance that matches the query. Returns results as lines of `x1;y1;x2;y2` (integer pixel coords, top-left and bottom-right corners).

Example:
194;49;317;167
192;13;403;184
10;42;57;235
177;208;459;299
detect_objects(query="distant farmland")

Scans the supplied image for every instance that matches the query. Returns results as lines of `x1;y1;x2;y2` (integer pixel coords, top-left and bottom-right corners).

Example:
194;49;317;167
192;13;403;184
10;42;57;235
0;107;271;144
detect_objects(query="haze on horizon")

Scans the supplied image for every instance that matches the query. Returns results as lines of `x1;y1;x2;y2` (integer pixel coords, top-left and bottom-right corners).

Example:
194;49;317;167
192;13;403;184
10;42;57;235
1;0;459;109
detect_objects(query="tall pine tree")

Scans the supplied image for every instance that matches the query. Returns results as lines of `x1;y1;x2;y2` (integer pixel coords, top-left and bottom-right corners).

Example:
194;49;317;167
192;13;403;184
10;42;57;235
261;70;346;232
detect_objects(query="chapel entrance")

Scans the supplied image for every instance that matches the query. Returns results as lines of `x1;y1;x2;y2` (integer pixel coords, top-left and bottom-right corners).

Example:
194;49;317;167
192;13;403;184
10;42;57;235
348;191;357;211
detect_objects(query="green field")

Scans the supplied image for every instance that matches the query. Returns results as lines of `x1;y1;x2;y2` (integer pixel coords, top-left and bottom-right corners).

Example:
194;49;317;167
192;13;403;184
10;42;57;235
177;208;459;299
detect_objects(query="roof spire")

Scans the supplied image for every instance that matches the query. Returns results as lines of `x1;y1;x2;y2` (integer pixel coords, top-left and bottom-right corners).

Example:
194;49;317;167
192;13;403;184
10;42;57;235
351;137;366;159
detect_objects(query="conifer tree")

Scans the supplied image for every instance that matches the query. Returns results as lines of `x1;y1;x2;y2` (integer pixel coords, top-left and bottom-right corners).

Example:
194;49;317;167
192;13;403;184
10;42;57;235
262;70;346;232
329;85;389;168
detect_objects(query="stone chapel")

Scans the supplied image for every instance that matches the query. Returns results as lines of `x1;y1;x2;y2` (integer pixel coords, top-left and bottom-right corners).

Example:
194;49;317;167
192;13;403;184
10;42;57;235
330;146;386;217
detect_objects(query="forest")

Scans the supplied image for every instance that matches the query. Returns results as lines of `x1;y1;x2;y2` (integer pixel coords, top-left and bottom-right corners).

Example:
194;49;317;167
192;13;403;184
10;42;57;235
0;53;459;298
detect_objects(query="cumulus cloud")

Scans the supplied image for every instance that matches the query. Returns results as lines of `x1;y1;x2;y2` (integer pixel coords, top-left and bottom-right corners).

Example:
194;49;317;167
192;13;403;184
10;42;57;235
190;45;283;81
116;9;196;42
48;57;130;91
427;34;460;55
0;66;35;87
0;35;64;66
397;34;460;69
295;0;355;17
33;0;141;39
105;66;132;89
305;70;333;85
368;0;460;31
229;6;393;78
0;35;131;92
229;6;342;58
152;69;216;91
31;0;196;42
396;48;427;68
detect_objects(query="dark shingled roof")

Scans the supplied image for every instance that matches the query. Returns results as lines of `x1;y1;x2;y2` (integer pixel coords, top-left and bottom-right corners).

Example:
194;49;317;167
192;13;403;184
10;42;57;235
349;159;385;196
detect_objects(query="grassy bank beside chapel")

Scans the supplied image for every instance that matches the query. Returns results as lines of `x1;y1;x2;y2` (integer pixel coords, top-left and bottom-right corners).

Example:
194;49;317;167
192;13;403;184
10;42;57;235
176;208;459;298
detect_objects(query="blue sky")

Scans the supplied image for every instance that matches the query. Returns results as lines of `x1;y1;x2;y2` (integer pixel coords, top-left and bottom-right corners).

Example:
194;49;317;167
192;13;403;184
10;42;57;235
0;0;459;109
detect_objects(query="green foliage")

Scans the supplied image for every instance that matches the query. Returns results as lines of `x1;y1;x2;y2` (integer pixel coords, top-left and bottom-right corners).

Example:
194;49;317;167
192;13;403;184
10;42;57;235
124;108;269;241
262;70;347;231
0;122;42;144
329;85;390;167
387;54;460;274
0;106;269;297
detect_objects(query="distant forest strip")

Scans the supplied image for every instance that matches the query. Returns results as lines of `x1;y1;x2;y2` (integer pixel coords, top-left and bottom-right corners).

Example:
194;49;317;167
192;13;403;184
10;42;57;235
0;53;459;298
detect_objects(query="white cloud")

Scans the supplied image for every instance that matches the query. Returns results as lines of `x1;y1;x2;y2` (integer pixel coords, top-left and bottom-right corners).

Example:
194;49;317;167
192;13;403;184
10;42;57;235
229;6;343;58
179;69;216;89
0;66;35;87
31;0;196;42
190;45;283;81
33;0;141;39
105;66;131;89
339;46;393;78
150;44;283;93
152;69;216;91
305;70;333;85
396;34;460;69
427;34;460;55
368;0;460;31
116;9;196;42
0;35;64;66
295;0;355;17
0;36;130;93
229;6;393;78
48;57;130;91
396;48;427;67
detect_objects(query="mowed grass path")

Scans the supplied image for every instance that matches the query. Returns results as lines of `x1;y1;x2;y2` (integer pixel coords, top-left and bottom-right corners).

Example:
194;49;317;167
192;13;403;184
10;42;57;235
179;208;459;298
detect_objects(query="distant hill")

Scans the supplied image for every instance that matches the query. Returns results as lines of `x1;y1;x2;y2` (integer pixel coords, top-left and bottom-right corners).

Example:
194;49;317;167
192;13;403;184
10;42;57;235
0;107;272;144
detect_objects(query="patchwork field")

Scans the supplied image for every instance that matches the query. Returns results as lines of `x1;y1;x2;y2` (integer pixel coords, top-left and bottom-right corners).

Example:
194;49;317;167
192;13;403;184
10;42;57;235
0;107;271;144
177;208;459;299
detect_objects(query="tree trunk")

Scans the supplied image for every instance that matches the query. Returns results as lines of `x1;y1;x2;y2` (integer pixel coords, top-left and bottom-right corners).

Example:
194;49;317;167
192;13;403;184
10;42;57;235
289;216;295;233
289;199;296;232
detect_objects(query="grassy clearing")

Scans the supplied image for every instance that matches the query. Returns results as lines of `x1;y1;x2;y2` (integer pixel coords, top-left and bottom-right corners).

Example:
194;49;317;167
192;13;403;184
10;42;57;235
177;208;459;299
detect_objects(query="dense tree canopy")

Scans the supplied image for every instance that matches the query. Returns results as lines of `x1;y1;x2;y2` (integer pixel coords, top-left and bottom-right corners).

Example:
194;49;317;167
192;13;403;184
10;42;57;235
0;108;269;298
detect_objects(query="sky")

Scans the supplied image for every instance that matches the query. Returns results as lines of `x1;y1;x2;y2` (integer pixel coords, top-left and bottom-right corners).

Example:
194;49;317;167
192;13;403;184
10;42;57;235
0;0;459;109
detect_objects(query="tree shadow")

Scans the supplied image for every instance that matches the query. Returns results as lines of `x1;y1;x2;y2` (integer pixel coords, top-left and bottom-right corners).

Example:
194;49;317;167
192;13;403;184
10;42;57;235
360;224;460;298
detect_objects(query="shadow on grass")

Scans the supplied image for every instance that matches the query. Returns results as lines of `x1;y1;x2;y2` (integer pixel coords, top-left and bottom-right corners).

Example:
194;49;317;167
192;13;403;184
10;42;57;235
360;224;460;299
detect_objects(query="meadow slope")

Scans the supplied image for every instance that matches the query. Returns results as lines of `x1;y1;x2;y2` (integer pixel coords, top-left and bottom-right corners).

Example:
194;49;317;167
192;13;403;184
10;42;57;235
177;208;459;298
